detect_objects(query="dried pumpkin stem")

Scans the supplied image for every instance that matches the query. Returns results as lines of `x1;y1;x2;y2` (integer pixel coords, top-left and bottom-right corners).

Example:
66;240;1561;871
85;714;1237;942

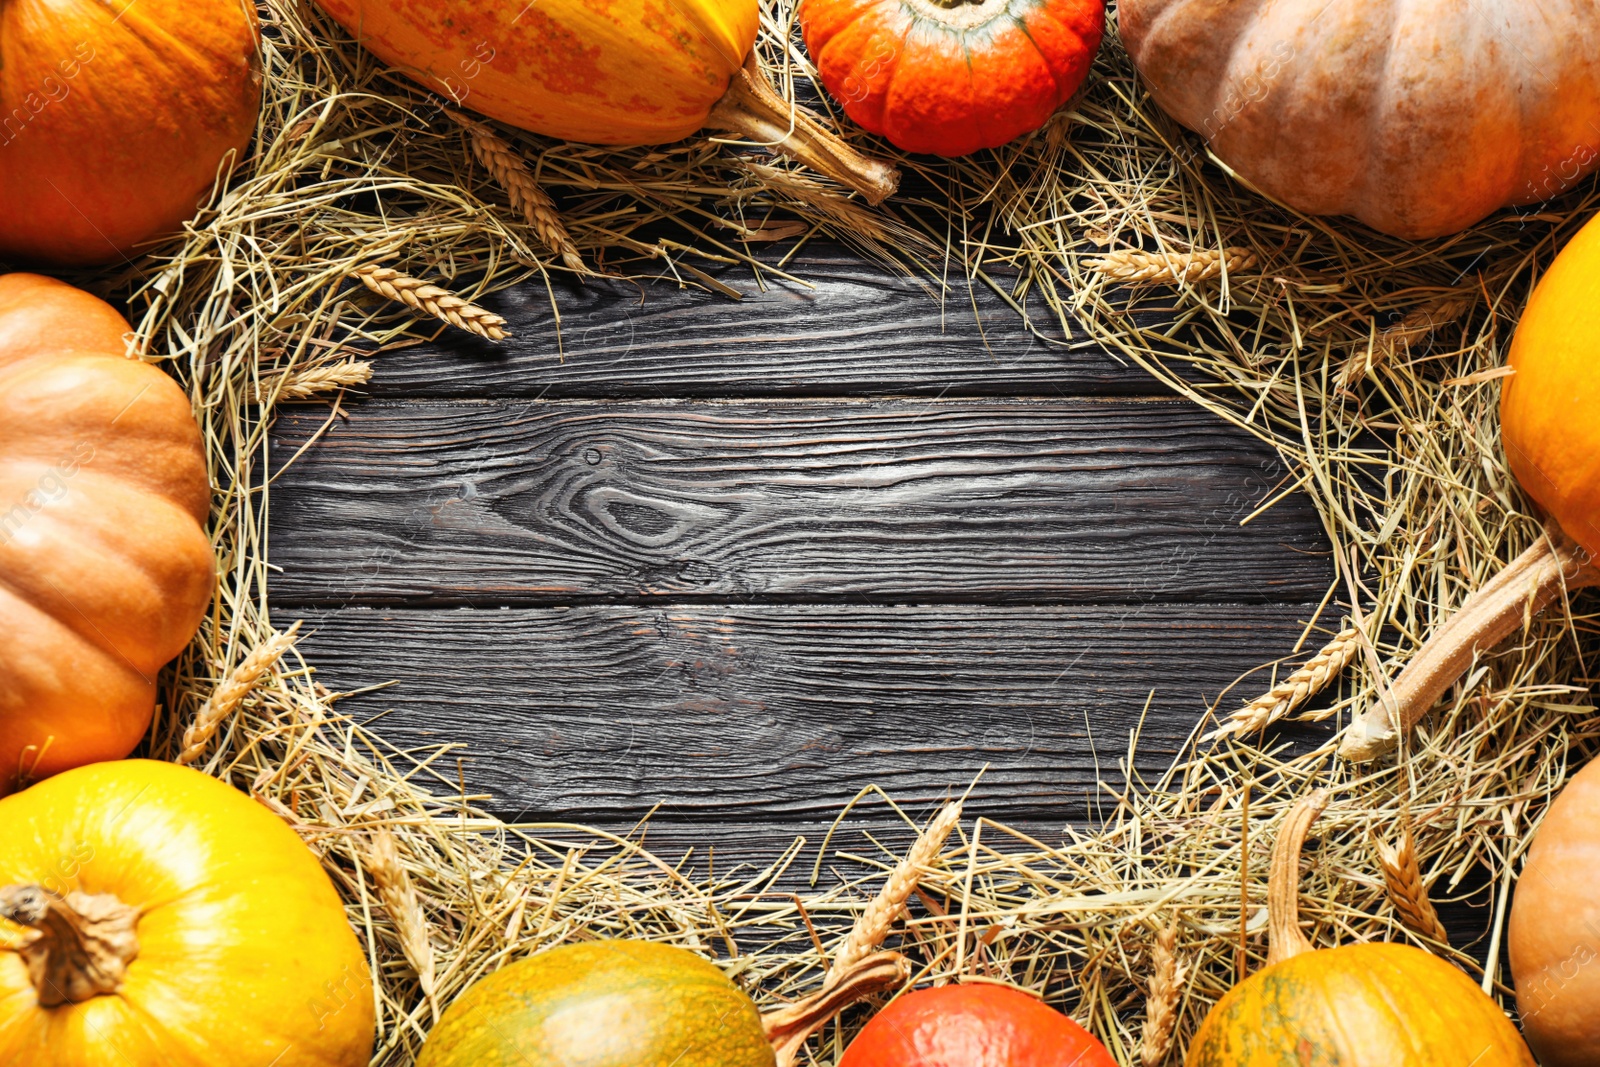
1341;524;1600;761
706;54;899;206
0;885;139;1007
1265;790;1329;968
763;951;911;1067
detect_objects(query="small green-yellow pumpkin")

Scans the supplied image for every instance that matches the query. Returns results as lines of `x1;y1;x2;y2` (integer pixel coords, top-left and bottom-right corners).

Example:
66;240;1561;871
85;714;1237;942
417;940;775;1067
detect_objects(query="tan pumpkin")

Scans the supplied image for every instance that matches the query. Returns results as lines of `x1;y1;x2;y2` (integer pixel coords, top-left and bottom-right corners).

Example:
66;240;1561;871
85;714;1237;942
0;274;213;793
1120;1;1600;238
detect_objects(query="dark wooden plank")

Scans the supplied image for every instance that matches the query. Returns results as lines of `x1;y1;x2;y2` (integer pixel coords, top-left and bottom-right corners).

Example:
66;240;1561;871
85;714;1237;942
360;245;1169;399
268;398;1331;605
299;602;1330;823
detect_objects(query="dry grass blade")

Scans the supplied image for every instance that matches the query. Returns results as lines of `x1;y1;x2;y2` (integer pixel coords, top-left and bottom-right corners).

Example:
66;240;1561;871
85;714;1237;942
352;265;510;341
256;360;373;402
176;622;301;767
833;800;962;974
1086;247;1259;285
1212;626;1363;738
446;110;586;274
365;827;438;999
1377;827;1451;947
1140;920;1187;1067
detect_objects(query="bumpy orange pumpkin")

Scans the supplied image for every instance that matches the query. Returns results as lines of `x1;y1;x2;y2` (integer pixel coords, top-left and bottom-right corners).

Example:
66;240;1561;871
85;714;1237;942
1341;214;1600;760
313;0;897;201
1187;792;1535;1067
1510;757;1600;1065
0;275;213;794
0;0;261;265
0;760;374;1064
838;983;1117;1067
800;0;1105;156
1120;1;1600;238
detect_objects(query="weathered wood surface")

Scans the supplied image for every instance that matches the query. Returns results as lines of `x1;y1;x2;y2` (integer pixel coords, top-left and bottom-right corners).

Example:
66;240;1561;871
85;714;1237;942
297;602;1329;822
268;398;1329;605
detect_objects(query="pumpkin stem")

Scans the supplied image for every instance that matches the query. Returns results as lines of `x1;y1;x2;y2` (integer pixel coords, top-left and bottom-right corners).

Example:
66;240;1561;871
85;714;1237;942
0;885;140;1007
1265;790;1330;968
762;950;911;1067
706;54;900;206
1340;523;1599;762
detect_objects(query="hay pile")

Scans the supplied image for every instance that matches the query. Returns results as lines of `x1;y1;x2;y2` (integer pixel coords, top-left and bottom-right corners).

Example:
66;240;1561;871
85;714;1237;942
69;0;1600;1061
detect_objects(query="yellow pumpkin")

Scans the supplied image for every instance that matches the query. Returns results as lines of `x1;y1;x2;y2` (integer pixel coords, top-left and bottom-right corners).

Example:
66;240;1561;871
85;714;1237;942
1341;214;1600;760
1509;757;1600;1064
1120;1;1600;238
0;274;215;795
312;0;897;201
1187;792;1535;1066
0;760;374;1065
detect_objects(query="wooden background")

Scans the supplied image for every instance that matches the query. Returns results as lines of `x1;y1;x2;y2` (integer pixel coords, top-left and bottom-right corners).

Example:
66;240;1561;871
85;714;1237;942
268;242;1337;874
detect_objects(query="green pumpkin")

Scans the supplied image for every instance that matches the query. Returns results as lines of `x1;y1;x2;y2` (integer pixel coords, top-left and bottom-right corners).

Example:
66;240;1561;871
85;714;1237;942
417;940;776;1067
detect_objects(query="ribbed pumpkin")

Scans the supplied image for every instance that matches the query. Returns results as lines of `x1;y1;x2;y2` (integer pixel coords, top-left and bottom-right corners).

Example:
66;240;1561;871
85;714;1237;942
0;0;261;265
838;983;1117;1067
312;0;897;201
1509;757;1600;1064
1120;1;1600;238
0;760;375;1065
0;274;214;795
1341;214;1600;760
799;0;1105;156
1187;792;1535;1067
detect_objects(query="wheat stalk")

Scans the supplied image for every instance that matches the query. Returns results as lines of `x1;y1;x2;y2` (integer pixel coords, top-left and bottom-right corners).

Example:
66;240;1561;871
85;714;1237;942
177;623;302;766
1087;247;1259;285
1377;827;1450;946
351;265;510;341
1338;293;1475;389
445;110;585;274
256;360;373;402
1211;626;1362;739
1140;920;1187;1067
833;800;962;974
365;827;437;997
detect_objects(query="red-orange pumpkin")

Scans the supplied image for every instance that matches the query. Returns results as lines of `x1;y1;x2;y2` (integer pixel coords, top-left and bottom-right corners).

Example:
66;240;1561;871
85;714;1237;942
0;0;262;265
800;0;1105;156
0;274;213;793
838;983;1117;1067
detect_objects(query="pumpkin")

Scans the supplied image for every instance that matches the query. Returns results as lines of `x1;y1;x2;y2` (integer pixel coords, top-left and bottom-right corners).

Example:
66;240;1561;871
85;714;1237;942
0;274;214;794
837;983;1117;1067
311;0;897;202
419;940;908;1067
1189;791;1535;1066
0;759;374;1065
1509;757;1600;1064
799;0;1105;157
1340;214;1600;760
1119;1;1600;239
0;0;261;265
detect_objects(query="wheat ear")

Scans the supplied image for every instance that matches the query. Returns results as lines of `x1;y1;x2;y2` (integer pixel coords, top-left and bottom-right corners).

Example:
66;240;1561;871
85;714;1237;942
177;622;302;766
1140;920;1188;1067
1211;626;1362;739
1087;247;1259;285
366;827;437;996
1338;293;1474;389
257;360;373;403
351;265;510;341
834;800;962;974
1377;827;1450;946
445;110;585;273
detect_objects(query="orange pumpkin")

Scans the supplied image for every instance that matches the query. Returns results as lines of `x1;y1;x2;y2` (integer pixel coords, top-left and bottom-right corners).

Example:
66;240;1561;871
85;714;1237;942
800;0;1105;156
313;0;897;201
0;274;213;794
1187;792;1535;1066
1509;757;1600;1064
1341;214;1600;760
838;983;1117;1067
1120;1;1600;238
0;0;262;265
0;759;374;1065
